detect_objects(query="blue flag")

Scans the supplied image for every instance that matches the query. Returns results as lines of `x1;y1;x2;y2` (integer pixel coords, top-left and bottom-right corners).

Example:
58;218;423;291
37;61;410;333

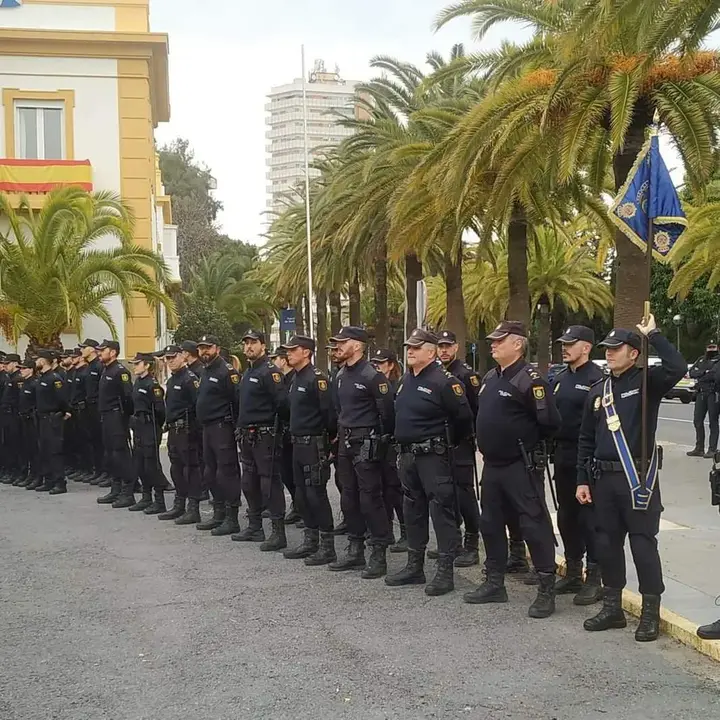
0;0;23;7
609;134;687;264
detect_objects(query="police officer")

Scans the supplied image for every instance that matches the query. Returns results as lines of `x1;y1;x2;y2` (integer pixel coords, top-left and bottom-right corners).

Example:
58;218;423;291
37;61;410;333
68;348;94;483
80;339;107;485
328;339;346;534
0;353;22;484
96;339;136;508
180;340;206;497
550;326;605;604
158;345;203;522
234;330;288;550
329;326;394;578
15;360;38;488
687;340;720;458
196;334;242;536
385;329;474;595
34;349;71;494
127;353;166;513
436;330;482;567
578;316;686;641
282;335;337;565
465;321;561;618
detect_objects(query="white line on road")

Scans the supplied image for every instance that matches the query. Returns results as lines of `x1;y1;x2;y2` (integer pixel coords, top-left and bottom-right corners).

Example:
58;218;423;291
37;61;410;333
659;417;694;424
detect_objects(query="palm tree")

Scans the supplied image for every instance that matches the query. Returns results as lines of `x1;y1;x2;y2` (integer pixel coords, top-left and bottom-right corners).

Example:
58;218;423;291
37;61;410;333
0;187;174;351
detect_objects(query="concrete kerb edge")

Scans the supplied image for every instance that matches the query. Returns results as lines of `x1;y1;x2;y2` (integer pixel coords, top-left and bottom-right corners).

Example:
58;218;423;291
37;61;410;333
556;556;720;663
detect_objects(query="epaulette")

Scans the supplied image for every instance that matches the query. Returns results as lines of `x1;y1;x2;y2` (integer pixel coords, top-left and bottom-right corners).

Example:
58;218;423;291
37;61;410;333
314;369;323;375
553;366;568;378
525;366;542;382
482;368;495;382
590;376;605;388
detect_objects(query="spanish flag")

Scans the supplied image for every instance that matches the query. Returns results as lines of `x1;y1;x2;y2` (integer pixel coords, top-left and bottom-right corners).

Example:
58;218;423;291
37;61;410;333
0;159;93;193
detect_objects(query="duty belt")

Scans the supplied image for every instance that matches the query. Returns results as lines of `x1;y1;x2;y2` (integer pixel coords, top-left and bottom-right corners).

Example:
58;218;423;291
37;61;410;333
133;411;153;423
343;427;376;441
400;437;446;455
292;434;323;445
243;425;274;435
594;459;640;473
72;401;87;411
167;418;190;430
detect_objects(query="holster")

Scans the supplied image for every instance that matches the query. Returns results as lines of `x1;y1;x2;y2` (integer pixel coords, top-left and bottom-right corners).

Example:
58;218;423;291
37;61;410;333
710;465;720;509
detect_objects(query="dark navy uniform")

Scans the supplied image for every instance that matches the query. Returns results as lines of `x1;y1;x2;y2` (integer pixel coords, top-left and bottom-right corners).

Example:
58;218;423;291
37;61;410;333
279;368;296;514
0;368;22;479
132;372;166;497
578;330;686;599
36;368;70;492
17;373;38;486
70;362;93;479
85;354;105;476
688;349;720;455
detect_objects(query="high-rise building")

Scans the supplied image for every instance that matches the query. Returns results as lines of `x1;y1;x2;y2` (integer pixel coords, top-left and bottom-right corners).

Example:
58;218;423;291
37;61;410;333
265;61;359;215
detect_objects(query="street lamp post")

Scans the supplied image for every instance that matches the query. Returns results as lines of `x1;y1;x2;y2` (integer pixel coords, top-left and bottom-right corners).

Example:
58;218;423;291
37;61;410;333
672;314;682;352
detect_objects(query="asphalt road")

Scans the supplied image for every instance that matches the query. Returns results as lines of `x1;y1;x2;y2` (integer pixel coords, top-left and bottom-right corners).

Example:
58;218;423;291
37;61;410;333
1;470;720;720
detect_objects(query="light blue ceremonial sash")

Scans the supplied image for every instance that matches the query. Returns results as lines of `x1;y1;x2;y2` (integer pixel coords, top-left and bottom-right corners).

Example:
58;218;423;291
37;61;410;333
601;378;659;511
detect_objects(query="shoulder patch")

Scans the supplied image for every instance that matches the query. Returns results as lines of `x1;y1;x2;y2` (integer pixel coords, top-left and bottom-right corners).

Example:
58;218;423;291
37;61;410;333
378;382;389;394
318;379;328;392
470;375;480;387
121;373;130;382
54;380;62;389
533;386;545;400
272;372;282;384
452;383;464;396
231;374;239;384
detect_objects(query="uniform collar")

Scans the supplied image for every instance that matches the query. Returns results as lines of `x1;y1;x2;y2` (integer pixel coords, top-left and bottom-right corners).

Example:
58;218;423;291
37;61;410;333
345;357;366;371
206;355;224;370
412;361;437;378
568;359;591;374
499;357;525;381
249;355;267;369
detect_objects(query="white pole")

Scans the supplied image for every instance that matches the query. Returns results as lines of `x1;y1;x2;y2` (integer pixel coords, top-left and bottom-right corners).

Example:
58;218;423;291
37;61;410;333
301;44;315;338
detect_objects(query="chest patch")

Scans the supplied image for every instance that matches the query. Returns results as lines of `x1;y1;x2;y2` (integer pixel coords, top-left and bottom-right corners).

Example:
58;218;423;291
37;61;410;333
574;384;591;391
354;383;367;391
138;388;147;394
499;390;512;397
249;377;259;384
418;386;432;395
209;376;219;383
173;385;181;390
297;386;307;393
620;388;640;399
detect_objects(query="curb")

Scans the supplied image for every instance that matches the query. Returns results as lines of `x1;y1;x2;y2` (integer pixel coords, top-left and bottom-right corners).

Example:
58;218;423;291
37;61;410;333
556;557;720;663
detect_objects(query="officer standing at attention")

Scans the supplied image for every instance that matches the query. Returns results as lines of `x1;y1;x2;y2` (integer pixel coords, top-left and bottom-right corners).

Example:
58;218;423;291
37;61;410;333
577;316;686;642
34;349;71;494
16;360;38;488
550;326;605;605
687;340;720;458
386;329;474;595
282;335;338;565
127;353;166;513
328;339;347;534
96;340;136;508
181;341;205;378
68;348;93;483
234;330;288;550
329;326;394;579
195;334;242;536
80;339;107;486
158;345;202;522
464;321;561;618
0;353;22;484
436;330;483;567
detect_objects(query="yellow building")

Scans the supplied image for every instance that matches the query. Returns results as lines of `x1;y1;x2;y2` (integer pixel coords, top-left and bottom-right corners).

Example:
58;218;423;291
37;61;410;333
0;0;179;357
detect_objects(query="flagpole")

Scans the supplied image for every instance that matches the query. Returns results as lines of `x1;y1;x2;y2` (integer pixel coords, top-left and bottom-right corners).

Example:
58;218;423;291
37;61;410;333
301;44;315;339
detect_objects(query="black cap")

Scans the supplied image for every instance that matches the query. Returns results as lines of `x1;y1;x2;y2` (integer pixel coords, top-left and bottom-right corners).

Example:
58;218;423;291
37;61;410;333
162;344;182;356
437;330;457;345
0;351;6;359
181;340;199;354
486;321;528;340
60;349;75;359
598;329;643;351
371;348;397;363
4;353;20;363
241;329;265;343
556;325;595;344
404;328;439;347
197;334;220;347
268;347;288;359
129;352;155;364
18;360;34;369
707;339;718;348
79;338;99;348
36;349;55;360
282;334;315;351
97;339;120;352
331;326;369;343
71;348;82;358
326;339;338;350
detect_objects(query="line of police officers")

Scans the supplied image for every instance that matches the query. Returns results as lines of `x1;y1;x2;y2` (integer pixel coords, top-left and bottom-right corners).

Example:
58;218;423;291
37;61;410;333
0;314;685;641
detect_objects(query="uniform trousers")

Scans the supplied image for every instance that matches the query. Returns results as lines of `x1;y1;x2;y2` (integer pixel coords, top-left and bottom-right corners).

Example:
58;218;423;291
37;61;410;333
85;401;105;474
281;432;295;498
1;410;20;474
381;444;404;526
292;437;333;532
38;412;65;487
19;414;38;480
555;461;597;563
337;433;390;545
202;422;240;504
593;470;664;595
132;417;164;492
454;440;481;535
239;430;285;520
480;460;556;574
168;426;202;500
100;410;134;485
72;405;93;473
694;390;719;451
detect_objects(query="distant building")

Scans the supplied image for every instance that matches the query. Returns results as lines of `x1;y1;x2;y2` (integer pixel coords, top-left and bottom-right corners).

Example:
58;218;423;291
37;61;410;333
265;61;360;216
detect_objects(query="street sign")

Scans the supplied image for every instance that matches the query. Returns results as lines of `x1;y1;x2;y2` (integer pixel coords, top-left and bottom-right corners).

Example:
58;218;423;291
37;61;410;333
280;308;296;332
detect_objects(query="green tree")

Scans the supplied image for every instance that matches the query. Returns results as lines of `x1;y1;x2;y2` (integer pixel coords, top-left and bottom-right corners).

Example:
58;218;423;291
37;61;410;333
173;296;234;350
0;188;174;351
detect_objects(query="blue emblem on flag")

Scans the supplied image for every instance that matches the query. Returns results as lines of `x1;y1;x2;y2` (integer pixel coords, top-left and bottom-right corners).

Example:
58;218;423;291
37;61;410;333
0;0;23;7
609;134;687;264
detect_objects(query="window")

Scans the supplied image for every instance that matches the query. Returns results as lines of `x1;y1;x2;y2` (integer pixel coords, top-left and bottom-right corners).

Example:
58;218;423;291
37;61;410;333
15;100;65;160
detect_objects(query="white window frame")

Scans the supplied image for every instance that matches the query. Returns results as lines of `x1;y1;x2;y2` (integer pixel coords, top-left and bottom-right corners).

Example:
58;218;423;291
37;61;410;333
14;99;66;160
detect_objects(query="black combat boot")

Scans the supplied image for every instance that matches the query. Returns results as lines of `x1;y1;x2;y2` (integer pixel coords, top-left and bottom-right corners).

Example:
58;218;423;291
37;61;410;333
573;562;603;605
329;538;366;571
389;524;408;553
284;528;319;559
196;500;226;531
97;480;122;504
231;514;265;542
128;490;153;512
112;482;136;509
454;532;480;568
305;532;336;566
26;476;44;491
89;472;104;486
16;474;32;488
523;569;540;585
704;449;718;459
385;549;426;586
260;519;287;551
0;472;15;485
555;559;583;595
212;504;240;536
175;498;201;525
49;482;67;495
80;471;94;484
35;478;54;492
143;489;166;515
425;554;455;596
12;472;28;487
635;594;661;642
686;447;704;457
697;619;720;640
506;540;529;573
463;571;508;604
583;587;627;631
528;572;556;618
158;495;186;520
284;503;301;524
98;477;113;488
361;544;387;579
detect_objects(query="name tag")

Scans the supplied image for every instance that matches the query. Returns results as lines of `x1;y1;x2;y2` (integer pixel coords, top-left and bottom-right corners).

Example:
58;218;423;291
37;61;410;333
209;376;219;383
575;384;591;391
24;390;32;394
90;372;98;376
105;376;112;380
621;388;640;399
418;386;432;395
138;388;147;394
499;390;512;397
354;383;367;391
173;385;181;390
298;386;307;393
249;377;259;384
40;382;47;387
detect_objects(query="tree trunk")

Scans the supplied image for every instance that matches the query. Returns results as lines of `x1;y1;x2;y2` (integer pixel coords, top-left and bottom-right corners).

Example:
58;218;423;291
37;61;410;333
304;294;312;337
405;253;423;338
444;242;466;352
348;272;361;326
295;302;305;336
374;243;389;347
329;290;342;337
551;303;565;364
612;106;654;327
316;290;328;372
507;205;531;327
476;320;490;374
537;301;551;376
